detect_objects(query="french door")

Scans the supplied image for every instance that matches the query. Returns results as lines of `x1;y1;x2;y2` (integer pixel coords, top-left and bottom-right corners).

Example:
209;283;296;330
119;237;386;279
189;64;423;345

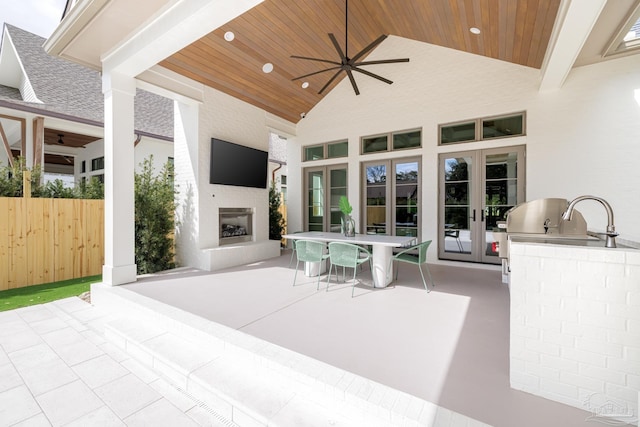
438;146;525;264
304;165;347;232
362;157;421;237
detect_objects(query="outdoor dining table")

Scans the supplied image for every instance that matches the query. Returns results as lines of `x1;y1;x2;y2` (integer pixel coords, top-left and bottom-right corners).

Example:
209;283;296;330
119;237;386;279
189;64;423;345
283;231;417;287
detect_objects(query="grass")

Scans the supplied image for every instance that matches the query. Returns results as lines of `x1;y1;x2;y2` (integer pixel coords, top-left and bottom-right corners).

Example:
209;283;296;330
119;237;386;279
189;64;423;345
0;275;102;312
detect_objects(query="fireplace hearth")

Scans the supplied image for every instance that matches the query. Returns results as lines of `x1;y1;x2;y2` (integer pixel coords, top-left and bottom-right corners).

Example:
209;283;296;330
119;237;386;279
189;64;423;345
219;208;253;245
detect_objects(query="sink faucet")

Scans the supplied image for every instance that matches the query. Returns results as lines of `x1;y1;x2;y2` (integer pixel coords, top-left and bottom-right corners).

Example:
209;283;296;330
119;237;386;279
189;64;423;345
562;195;618;248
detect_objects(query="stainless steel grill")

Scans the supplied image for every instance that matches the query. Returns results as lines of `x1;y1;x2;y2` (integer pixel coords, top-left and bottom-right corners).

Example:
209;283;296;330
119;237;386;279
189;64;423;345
494;198;588;282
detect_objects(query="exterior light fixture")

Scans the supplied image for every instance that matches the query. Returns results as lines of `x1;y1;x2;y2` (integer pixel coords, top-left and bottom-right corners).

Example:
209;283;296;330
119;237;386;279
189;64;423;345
57;134;64;144
224;31;235;41
301;82;309;89
262;63;274;73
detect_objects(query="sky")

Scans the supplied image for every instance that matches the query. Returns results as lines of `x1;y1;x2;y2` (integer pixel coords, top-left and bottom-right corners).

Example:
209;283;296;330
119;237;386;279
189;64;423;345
1;0;67;38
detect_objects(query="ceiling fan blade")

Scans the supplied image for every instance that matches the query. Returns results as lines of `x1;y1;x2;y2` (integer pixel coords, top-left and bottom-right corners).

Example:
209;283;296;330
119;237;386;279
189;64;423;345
350;34;387;63
292;66;342;81
328;33;346;61
345;69;360;95
318;69;344;95
290;55;341;66
355;58;410;66
352;67;393;85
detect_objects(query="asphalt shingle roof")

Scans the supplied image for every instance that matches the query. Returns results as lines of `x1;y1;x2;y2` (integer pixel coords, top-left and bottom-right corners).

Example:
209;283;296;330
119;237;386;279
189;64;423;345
1;24;173;139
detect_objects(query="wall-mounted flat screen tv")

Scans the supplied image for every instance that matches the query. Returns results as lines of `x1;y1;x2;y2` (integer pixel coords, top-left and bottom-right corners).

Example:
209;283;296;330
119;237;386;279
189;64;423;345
209;138;268;188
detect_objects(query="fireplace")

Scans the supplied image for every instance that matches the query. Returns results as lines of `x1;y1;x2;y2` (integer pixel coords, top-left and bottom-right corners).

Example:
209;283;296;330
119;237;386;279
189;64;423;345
219;208;253;245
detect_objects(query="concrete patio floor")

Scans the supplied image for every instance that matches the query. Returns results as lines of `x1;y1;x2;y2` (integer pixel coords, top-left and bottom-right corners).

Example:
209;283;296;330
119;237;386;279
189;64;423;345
117;251;609;427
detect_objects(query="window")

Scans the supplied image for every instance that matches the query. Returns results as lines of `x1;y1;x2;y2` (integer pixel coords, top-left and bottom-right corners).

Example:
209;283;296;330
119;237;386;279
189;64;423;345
362;129;421;154
439;112;525;145
81;160;86;173
362;157;420;237
482;114;524;140
606;6;640;56
303;140;348;161
440;121;476;144
91;156;104;171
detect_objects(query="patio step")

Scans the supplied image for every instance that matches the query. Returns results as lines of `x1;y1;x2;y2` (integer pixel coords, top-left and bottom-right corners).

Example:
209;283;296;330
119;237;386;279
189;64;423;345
93;282;490;427
104;316;377;426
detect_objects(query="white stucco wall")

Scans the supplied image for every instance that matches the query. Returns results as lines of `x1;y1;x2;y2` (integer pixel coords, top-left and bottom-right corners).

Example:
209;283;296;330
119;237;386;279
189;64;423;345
286;36;640;259
175;84;281;270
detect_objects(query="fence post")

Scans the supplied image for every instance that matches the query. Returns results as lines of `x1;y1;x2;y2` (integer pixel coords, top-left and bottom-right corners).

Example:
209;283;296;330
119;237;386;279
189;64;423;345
23;171;31;198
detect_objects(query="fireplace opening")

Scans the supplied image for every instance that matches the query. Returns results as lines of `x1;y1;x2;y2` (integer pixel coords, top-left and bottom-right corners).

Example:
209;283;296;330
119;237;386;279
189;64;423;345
219;208;253;245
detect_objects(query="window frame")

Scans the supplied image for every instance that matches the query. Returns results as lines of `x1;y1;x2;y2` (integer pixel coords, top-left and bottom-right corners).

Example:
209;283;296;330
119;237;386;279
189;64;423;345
360;128;422;155
438;112;526;146
302;139;348;162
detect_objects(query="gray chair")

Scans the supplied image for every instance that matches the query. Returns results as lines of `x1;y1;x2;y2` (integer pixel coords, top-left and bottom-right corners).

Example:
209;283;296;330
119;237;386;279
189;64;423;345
392;240;435;292
326;242;372;297
293;239;329;290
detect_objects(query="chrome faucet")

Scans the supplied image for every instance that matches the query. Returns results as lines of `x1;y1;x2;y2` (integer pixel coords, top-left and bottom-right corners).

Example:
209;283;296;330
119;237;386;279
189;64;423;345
562;196;618;248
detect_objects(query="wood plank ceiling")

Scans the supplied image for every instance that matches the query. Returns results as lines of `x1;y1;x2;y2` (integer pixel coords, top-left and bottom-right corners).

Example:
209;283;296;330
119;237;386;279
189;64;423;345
161;0;561;124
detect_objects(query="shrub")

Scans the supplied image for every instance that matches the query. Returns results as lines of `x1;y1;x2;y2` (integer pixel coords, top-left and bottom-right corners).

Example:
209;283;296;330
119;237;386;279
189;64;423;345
134;156;177;274
269;182;285;242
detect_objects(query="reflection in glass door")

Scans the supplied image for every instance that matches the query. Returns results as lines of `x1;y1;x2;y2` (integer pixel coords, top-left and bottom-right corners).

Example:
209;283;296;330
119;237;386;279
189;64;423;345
304;165;347;232
439;146;524;263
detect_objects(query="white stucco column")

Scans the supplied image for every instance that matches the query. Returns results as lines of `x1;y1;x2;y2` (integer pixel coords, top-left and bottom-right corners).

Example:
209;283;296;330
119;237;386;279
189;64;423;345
102;70;137;285
174;99;201;268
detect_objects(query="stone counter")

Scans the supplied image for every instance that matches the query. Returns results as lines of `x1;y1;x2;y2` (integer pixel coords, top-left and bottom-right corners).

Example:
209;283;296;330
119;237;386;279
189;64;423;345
509;240;640;425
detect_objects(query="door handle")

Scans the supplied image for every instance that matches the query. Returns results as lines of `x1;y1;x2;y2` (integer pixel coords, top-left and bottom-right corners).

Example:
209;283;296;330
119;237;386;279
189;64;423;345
472;209;476;222
481;209;485;222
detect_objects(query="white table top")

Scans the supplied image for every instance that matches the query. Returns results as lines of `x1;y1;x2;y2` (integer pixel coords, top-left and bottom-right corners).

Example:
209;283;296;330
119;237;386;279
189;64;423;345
282;231;417;248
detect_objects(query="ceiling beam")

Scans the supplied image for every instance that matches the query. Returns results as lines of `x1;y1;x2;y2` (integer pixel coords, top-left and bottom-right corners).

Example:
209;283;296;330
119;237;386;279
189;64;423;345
102;0;264;77
539;0;607;91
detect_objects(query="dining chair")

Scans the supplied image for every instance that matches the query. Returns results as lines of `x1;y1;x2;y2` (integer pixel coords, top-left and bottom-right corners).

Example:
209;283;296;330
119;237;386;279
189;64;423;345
444;228;463;252
293;239;329;289
392;240;435;292
326;242;372;297
288;231;304;267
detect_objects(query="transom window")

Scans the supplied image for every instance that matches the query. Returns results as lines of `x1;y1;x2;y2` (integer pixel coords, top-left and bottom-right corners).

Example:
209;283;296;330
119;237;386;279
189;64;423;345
361;129;421;154
439;112;525;145
303;140;348;161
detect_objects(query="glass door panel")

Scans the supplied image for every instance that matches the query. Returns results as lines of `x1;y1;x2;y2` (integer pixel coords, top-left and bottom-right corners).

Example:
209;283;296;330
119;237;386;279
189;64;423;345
394;161;419;237
365;164;387;234
306;170;324;231
442;155;473;258
329;168;347;232
482;148;523;263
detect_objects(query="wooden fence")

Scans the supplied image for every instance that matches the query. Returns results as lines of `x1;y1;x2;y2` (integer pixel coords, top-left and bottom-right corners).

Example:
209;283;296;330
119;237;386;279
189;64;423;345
0;194;104;291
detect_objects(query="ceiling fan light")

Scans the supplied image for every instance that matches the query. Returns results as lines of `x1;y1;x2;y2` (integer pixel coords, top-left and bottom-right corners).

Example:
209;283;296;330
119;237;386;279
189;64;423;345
262;63;274;73
224;31;235;41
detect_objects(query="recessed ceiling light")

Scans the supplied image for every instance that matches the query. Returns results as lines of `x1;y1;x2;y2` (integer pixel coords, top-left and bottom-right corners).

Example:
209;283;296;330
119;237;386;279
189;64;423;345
301;82;309;89
470;27;481;35
224;31;235;41
262;63;274;73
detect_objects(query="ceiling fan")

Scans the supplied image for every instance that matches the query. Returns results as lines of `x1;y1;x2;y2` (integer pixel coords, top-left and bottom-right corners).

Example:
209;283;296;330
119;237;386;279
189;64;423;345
291;0;409;96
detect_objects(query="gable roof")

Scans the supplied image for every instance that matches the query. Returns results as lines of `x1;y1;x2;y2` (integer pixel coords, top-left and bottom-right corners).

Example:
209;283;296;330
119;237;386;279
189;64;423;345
0;24;173;140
